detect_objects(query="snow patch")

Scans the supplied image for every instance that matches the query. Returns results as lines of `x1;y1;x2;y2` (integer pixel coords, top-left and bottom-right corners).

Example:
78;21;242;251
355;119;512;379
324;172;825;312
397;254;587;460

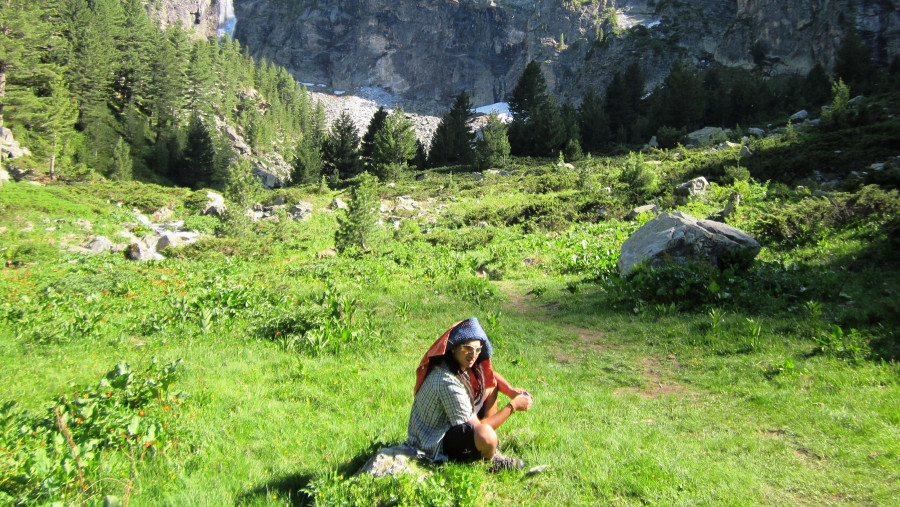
474;102;512;122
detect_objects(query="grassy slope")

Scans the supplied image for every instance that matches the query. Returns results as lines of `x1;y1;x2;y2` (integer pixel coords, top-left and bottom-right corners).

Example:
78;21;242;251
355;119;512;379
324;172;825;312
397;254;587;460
1;125;899;505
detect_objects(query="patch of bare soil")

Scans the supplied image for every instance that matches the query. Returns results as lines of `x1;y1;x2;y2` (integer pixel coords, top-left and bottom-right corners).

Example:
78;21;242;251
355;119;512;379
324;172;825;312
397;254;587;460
614;356;694;398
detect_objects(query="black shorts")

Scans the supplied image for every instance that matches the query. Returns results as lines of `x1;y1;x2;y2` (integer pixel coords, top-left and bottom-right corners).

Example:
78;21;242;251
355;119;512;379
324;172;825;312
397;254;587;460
442;422;480;462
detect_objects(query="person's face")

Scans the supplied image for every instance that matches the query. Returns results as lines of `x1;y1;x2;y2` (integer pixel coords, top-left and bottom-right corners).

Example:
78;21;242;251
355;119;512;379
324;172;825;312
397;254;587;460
452;339;483;371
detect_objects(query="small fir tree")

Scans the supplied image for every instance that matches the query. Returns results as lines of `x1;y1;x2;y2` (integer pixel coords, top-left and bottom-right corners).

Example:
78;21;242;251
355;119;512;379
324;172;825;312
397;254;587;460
322;111;361;182
372;108;417;181
335;172;379;252
473;112;510;170
428;91;474;167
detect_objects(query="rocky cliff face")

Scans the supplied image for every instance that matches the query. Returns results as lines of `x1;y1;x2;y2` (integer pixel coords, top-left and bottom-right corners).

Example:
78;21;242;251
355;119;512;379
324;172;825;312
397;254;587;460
158;0;900;108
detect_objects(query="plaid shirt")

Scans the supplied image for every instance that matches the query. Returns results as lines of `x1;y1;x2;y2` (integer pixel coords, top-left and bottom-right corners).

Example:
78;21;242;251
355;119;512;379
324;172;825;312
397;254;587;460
405;361;474;462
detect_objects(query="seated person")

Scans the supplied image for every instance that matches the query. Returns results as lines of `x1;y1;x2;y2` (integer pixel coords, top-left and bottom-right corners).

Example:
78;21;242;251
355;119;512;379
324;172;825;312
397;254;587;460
406;317;533;471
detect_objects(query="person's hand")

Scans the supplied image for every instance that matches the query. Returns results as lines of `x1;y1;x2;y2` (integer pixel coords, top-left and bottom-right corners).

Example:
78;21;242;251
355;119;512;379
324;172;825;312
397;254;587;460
509;393;533;413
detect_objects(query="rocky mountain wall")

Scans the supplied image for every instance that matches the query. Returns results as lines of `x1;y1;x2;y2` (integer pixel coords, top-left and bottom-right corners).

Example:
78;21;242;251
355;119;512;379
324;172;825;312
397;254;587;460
156;0;900;110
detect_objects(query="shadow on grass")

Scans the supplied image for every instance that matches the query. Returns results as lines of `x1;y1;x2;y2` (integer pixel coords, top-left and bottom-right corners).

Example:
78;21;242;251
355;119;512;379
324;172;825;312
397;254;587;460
234;441;405;506
235;472;315;506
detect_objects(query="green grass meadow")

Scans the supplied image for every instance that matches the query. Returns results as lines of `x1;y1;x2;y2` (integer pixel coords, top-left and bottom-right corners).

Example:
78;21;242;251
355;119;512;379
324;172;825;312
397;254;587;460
2;132;900;505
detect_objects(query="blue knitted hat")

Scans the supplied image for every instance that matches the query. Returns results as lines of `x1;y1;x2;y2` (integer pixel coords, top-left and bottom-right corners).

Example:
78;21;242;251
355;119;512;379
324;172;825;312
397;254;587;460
446;317;493;362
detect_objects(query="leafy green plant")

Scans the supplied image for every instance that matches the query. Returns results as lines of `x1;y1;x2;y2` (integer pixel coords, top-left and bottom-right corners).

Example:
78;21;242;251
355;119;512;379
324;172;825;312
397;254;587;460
0;360;186;503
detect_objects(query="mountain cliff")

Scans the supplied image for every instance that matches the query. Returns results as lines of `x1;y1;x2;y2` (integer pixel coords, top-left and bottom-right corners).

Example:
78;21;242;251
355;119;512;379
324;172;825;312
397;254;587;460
207;0;899;109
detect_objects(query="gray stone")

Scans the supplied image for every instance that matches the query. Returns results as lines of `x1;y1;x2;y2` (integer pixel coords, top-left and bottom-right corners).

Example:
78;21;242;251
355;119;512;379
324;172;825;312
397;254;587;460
686;127;730;147
748;127;765;136
331;198;348;210
272;195;286;206
151;205;174;222
124;242;155;262
618;211;761;276
155;233;181;252
355;445;425;478
739;146;753;157
673;177;710;205
625;204;660;220
289;200;314;220
0;169;10;185
85;236;113;254
415;173;429;181
472;172;484;181
790;110;809;121
200;191;227;217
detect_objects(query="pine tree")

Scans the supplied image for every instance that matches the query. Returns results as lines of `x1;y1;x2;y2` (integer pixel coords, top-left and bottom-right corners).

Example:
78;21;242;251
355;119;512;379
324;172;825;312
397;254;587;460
179;114;217;189
322;111;361;182
508;61;564;156
111;136;133;181
834;30;873;94
605;61;645;144
654;61;706;132
428;91;474;167
361;105;388;161
372;108;416;181
473;112;510;170
335;172;379;252
290;134;322;185
577;87;610;153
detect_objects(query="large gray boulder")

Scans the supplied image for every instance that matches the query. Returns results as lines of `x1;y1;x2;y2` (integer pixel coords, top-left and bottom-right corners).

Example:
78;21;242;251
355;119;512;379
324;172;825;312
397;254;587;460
200;191;226;217
618;211;761;276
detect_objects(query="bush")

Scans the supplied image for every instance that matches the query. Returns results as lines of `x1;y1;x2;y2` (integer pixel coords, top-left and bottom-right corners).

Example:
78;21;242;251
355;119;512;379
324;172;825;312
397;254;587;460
4;241;59;265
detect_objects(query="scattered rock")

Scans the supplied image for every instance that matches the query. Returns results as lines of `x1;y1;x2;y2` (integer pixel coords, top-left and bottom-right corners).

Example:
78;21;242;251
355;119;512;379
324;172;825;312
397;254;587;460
415;173;429;181
200;191;227;217
625;204;660;220
739;146;753;157
151;205;175;222
673;176;709;205
472;172;484;181
790;109;809;121
75;219;92;231
85;237;114;254
748;127;765;136
331;198;348;210
355;445;425;478
618;211;761;276
124;242;158;262
289;200;314;220
0;169;10;186
685;126;730;147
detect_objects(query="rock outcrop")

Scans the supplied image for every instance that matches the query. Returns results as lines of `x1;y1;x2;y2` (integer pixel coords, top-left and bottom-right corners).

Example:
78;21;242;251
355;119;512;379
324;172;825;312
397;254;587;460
224;0;900;109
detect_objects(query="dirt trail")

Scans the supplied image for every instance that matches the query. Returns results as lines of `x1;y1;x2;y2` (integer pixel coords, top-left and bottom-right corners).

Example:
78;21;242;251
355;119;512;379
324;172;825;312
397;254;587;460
497;282;691;398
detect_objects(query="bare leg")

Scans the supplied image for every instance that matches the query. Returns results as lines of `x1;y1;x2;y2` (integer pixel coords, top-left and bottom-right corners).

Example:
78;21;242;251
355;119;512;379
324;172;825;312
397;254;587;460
472;422;498;459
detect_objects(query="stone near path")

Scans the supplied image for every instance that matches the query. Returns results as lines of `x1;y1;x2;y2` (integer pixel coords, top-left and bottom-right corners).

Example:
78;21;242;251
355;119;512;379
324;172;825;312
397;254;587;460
355;444;426;478
618;211;760;276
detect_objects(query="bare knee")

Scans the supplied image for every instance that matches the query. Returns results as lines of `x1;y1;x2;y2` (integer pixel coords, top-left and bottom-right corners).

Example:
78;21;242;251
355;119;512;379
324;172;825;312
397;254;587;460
473;422;498;460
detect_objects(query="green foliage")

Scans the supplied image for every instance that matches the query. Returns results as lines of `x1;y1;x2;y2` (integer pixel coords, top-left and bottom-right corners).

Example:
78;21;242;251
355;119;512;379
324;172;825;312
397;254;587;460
617;152;658;200
508;61;565;157
323;112;362;182
0;359;185;503
335;172;379;252
472;112;510;170
820;78;852;128
304;464;482;506
291;134;323;185
428;91;475;167
372;108;417;180
3;240;59;265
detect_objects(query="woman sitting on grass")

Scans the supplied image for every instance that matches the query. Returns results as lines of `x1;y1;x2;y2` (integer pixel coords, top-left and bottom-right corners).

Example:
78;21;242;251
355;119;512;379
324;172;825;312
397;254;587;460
406;317;533;471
